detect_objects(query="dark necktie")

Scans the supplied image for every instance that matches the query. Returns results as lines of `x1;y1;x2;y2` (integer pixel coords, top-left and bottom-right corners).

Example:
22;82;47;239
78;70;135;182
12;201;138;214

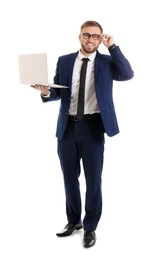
77;58;89;121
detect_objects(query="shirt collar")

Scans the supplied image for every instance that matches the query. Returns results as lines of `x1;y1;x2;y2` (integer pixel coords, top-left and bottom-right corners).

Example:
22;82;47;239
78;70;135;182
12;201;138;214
78;50;96;62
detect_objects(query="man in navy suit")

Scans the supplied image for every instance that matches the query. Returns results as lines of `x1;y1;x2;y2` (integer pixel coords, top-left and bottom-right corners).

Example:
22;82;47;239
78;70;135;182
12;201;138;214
34;20;134;248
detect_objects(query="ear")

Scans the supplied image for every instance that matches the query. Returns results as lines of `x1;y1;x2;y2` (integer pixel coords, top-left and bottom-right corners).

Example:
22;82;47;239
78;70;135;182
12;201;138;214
79;34;81;41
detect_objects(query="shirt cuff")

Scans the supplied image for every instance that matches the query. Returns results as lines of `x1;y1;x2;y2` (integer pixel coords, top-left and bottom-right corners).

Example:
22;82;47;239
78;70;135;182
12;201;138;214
41;91;50;98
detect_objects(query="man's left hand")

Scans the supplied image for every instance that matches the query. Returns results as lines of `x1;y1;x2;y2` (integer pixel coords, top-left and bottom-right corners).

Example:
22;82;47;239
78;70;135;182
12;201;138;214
101;34;114;48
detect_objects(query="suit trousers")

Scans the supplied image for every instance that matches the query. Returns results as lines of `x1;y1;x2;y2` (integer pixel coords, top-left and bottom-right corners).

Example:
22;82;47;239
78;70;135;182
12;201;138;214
57;113;105;231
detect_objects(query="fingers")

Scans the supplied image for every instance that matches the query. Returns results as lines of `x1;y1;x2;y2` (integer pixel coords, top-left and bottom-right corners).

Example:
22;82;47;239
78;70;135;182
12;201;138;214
30;84;49;96
101;34;112;41
101;34;114;47
31;84;48;91
35;84;47;90
101;34;107;41
103;34;110;40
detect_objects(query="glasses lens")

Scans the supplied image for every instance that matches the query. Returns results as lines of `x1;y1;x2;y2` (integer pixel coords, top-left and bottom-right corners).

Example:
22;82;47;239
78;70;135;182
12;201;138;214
82;33;100;40
93;34;100;40
83;33;90;39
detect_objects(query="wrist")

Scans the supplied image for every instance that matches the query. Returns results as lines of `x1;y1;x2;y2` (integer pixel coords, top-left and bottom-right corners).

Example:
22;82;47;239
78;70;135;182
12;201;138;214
41;91;50;98
108;44;116;50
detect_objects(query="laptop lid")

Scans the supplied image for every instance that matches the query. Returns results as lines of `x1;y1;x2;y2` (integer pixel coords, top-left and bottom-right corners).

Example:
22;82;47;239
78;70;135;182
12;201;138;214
18;53;49;85
18;53;69;88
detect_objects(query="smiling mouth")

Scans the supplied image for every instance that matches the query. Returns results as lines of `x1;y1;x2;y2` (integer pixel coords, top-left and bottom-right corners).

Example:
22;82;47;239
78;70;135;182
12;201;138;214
86;44;94;48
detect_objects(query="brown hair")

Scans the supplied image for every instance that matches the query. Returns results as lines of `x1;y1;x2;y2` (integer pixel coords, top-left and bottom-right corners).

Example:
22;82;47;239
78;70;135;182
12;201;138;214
80;20;103;33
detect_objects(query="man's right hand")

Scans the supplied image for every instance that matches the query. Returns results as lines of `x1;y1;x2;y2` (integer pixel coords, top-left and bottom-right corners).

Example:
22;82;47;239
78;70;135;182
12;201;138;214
30;84;50;96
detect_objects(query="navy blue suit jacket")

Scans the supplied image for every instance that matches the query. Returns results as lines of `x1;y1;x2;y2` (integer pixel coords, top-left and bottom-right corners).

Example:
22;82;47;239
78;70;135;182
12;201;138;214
42;46;134;140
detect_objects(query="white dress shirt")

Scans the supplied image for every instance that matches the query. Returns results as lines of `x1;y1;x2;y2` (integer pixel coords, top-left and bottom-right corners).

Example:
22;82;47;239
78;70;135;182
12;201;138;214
41;51;100;115
69;51;100;115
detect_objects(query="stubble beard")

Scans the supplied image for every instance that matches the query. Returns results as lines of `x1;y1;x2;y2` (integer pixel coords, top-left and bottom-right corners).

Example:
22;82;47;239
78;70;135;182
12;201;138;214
81;44;97;54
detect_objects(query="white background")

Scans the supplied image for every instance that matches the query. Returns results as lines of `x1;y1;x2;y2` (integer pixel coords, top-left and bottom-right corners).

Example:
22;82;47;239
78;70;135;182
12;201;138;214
0;0;157;259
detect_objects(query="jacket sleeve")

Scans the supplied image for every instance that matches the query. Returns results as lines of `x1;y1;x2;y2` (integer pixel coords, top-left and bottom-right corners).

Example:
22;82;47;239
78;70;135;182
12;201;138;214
109;46;134;81
41;87;60;103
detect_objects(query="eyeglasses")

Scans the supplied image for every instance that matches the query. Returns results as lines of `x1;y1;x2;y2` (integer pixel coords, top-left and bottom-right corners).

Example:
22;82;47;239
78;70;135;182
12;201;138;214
80;33;101;40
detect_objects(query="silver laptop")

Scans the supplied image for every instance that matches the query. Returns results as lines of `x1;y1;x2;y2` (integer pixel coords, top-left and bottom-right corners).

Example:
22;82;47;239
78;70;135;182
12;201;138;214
18;53;68;88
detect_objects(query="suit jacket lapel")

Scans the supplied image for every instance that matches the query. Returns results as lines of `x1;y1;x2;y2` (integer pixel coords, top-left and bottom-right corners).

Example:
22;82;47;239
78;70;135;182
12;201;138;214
67;51;104;90
68;52;78;91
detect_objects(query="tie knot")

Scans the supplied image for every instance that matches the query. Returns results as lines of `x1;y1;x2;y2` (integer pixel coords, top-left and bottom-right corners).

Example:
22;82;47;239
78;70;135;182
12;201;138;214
82;58;89;62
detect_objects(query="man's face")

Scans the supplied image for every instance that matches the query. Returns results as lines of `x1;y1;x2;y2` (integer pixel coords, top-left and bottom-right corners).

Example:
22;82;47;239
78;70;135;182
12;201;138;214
79;26;102;55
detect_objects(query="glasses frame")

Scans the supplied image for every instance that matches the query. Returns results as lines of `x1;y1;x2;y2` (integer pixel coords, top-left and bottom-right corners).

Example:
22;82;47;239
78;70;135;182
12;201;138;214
80;33;101;40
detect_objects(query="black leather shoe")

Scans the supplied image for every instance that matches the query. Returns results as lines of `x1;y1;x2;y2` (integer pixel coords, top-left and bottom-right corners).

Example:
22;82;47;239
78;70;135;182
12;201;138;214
83;231;96;248
56;223;83;237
